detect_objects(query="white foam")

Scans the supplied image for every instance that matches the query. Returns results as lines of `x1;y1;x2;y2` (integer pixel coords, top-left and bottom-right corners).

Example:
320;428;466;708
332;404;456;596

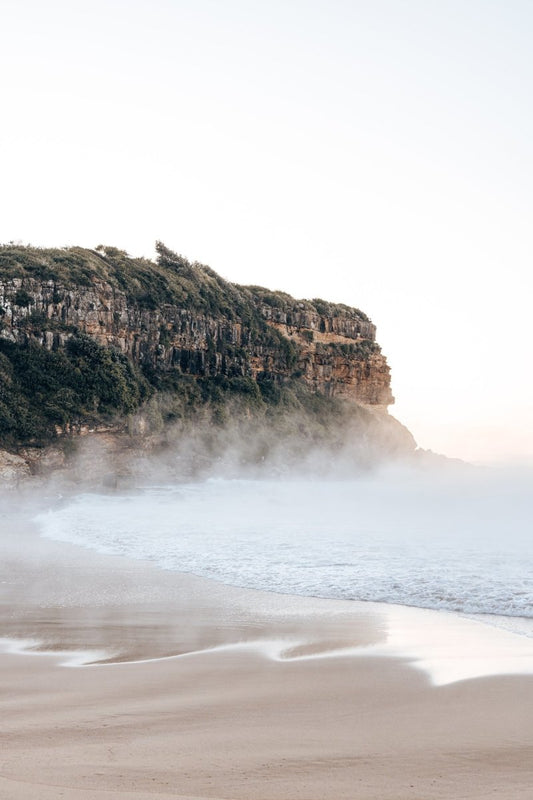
35;475;533;620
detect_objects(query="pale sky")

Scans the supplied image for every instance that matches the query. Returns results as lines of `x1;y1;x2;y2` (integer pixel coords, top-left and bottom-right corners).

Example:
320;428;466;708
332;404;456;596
1;0;532;464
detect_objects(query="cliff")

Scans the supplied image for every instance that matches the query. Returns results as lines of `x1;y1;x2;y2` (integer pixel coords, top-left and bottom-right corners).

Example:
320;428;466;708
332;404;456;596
0;243;413;481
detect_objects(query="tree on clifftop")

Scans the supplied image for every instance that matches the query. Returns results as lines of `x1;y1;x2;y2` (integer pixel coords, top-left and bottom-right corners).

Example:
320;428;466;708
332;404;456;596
155;241;193;275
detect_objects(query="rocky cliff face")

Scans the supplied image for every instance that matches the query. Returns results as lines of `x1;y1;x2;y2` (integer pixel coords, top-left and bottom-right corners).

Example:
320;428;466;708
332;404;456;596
0;244;412;483
0;275;392;408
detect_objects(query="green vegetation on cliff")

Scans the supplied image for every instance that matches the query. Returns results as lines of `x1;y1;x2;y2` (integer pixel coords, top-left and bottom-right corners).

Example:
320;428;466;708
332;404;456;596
0;241;255;316
0;242;370;323
0;243;388;450
0;332;359;450
0;335;149;446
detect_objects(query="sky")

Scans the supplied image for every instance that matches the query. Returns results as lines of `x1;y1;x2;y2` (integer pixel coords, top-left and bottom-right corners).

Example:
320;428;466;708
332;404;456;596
1;0;532;464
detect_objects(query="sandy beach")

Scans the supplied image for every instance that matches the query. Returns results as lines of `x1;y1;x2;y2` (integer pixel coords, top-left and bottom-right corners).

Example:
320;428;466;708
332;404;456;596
1;504;533;799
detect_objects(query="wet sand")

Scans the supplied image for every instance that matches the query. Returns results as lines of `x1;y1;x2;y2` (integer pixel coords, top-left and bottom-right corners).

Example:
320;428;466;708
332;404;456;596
1;508;533;799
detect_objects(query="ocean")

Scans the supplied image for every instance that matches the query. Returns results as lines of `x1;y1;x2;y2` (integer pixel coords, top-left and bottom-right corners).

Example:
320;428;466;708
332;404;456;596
35;465;532;625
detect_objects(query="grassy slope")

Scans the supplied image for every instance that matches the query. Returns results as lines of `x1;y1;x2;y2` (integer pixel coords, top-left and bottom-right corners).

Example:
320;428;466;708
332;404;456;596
0;242;370;320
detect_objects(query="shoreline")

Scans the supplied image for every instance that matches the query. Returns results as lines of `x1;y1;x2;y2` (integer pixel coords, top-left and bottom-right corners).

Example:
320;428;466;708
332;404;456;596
2;506;533;682
29;468;533;633
2;508;533;798
3;608;533;691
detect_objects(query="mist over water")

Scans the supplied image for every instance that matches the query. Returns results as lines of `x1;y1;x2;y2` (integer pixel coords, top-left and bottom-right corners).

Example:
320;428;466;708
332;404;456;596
35;464;532;619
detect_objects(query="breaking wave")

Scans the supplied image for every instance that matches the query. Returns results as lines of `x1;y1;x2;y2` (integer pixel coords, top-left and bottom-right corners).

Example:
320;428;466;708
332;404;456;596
36;469;532;618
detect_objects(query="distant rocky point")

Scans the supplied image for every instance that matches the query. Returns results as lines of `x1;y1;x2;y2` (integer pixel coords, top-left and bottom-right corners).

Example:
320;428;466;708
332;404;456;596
0;242;415;484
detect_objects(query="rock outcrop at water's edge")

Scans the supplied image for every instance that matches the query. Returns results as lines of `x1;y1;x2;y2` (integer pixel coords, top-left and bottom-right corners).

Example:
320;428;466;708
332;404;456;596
0;243;415;483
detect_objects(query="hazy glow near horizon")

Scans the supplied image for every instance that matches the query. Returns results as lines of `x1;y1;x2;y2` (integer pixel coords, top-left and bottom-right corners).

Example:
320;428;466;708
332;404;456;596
1;0;531;463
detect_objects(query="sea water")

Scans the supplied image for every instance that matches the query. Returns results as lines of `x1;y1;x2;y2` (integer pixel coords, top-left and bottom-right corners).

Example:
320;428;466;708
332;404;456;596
35;466;532;622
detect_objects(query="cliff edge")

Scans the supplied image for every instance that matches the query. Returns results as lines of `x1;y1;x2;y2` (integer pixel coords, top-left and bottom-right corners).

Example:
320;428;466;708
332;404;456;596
0;243;414;482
